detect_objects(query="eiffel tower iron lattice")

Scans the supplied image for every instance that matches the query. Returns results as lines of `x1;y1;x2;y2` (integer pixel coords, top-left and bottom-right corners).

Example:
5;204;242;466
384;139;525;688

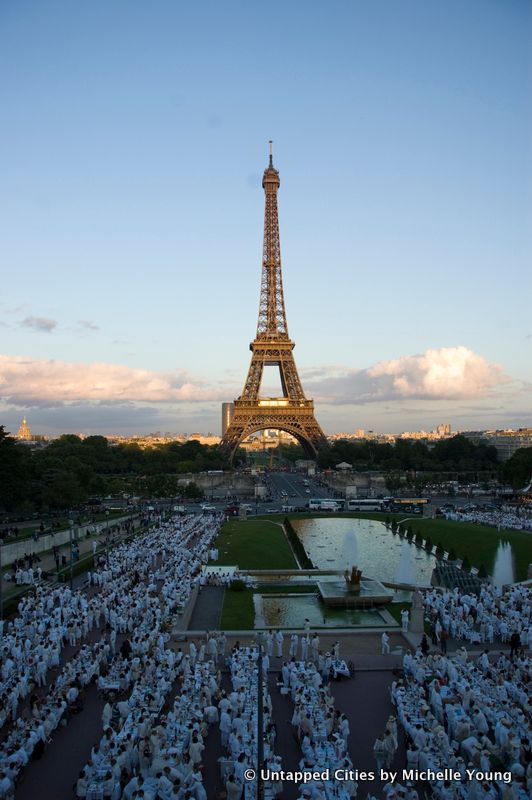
220;147;328;461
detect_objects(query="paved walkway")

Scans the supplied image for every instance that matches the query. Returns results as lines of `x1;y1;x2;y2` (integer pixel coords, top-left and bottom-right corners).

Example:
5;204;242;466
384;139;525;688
16;683;105;800
187;586;225;630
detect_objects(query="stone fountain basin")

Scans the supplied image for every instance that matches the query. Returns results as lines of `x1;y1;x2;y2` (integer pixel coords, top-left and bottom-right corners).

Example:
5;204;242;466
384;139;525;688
318;578;393;607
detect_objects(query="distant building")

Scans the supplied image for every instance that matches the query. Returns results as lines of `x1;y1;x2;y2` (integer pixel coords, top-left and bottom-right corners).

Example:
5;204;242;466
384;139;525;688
436;423;452;437
398;424;452;441
482;429;532;461
188;433;221;446
107;434;186;448
460;431;487;446
239;429;297;452
16;417;32;441
14;417;47;445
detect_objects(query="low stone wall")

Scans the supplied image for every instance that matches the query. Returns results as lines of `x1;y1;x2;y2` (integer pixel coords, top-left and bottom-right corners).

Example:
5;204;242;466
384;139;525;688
1;514;137;566
174;582;200;632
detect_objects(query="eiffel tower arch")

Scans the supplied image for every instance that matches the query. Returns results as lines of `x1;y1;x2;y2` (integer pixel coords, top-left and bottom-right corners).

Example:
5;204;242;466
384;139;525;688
220;145;328;462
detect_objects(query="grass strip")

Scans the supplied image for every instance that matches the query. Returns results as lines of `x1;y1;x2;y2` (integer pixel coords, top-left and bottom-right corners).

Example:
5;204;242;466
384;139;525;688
211;519;297;570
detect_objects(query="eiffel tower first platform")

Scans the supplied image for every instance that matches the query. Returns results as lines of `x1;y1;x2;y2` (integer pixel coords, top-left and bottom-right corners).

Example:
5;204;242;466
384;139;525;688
220;146;328;461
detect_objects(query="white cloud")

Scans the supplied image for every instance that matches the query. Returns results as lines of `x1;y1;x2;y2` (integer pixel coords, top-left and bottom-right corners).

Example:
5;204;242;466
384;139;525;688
0;346;511;418
0;354;232;407
21;316;57;333
305;346;510;404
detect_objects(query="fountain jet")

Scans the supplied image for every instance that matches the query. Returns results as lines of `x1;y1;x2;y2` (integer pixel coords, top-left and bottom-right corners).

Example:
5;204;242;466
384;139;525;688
491;541;514;587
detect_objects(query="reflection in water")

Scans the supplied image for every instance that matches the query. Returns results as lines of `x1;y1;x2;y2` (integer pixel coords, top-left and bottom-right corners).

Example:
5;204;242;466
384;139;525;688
341;529;358;568
396;540;415;585
293;518;436;585
260;594;388;628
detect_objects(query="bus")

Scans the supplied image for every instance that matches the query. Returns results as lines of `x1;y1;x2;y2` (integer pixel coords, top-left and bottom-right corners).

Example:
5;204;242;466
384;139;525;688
387;498;428;515
308;498;343;511
347;499;385;512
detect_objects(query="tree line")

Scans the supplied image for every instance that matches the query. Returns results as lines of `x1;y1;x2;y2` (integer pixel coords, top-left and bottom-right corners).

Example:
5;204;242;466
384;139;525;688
316;436;531;491
1;426;530;513
0;428;227;513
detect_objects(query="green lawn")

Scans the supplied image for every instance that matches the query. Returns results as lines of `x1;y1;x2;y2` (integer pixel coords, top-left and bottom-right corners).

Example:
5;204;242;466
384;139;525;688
220;587;254;629
211;519;297;570
379;515;531;581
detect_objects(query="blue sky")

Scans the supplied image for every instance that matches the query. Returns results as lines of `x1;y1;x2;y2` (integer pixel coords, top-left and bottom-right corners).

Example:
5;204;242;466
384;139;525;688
1;0;531;435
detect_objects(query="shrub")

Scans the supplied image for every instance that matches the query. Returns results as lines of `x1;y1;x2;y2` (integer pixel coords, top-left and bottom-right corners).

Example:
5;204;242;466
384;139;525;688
461;555;471;572
229;579;246;591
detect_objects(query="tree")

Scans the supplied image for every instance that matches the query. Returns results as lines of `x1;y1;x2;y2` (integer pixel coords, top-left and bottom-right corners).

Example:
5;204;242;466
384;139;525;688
0;426;31;511
41;470;85;510
385;473;402;494
502;447;532;489
182;481;203;499
461;555;471;572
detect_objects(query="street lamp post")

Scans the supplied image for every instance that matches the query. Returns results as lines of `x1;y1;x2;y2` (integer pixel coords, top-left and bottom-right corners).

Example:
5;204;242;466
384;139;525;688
105;510;110;565
68;519;74;590
256;632;264;800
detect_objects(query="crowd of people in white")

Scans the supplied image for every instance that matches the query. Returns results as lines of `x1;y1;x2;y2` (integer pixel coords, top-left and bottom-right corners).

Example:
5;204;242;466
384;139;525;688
285;652;356;800
0;509;531;800
423;584;532;648
0;514;223;799
443;508;532;533
391;640;531;800
377;582;532;800
220;644;281;800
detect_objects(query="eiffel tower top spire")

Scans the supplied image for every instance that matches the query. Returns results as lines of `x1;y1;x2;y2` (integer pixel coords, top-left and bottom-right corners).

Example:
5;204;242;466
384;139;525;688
257;142;288;340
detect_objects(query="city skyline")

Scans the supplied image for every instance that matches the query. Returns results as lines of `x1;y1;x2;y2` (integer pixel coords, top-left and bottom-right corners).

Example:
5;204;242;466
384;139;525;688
1;1;531;437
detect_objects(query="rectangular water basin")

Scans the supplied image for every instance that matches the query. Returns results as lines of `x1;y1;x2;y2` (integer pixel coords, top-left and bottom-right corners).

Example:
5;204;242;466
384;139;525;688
259;593;390;628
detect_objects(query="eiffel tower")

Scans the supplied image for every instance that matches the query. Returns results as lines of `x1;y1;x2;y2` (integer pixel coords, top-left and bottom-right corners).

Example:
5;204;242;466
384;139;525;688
220;145;328;461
